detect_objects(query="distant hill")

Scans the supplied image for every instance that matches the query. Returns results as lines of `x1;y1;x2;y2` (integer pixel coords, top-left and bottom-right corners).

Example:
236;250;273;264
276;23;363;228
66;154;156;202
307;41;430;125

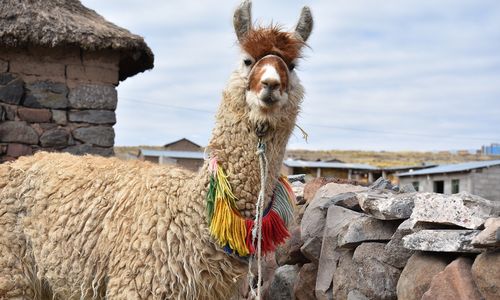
115;146;496;168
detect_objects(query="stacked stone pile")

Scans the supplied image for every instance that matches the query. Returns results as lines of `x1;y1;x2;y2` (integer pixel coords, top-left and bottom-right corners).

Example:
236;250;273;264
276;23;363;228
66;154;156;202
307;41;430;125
0;49;119;161
249;177;500;300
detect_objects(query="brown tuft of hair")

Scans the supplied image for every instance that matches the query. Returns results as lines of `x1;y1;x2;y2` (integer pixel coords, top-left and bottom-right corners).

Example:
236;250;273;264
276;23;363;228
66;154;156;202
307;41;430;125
241;25;305;67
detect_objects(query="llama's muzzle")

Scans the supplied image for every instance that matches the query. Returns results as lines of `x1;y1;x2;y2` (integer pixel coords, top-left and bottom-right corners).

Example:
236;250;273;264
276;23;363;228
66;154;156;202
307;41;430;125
247;54;289;107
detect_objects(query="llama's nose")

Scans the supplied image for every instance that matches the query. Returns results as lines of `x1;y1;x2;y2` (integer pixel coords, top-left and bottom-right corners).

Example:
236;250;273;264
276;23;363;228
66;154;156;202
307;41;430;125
261;79;280;92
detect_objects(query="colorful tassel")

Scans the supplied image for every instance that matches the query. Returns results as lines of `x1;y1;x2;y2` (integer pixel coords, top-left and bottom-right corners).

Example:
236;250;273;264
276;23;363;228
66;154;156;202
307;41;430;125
206;158;295;257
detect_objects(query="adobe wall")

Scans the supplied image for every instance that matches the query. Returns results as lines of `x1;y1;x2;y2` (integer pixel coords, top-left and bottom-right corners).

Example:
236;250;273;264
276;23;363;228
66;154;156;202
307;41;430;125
0;46;120;162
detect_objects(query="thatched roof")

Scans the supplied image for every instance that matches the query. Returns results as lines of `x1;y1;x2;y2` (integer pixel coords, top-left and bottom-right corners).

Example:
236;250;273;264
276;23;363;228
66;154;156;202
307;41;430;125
0;0;154;81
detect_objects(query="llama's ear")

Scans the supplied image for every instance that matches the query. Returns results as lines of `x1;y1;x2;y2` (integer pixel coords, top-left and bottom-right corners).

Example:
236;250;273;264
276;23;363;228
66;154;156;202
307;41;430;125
234;0;252;42
294;6;313;42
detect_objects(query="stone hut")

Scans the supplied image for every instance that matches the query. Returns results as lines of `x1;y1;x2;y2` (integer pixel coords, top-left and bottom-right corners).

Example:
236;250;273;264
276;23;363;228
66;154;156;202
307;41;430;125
0;0;154;162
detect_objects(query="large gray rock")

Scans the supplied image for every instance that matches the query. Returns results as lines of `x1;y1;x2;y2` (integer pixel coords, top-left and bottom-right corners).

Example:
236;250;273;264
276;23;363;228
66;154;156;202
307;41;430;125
471;217;500;248
72;126;114;147
400;183;417;193
332;250;356;300
352;243;401;300
301;183;367;262
409;192;500;229
421;257;483;300
24;81;68;109
275;226;308;266
315;206;363;299
471;250;500;300
0;73;23;105
293;263;318;300
383;220;414;269
68;110;116;124
40;128;69;148
68;84;117;110
320;192;361;211
358;190;416;220
0;103;17;121
403;230;481;253
347;290;369;300
397;253;450;300
337;215;399;248
0;121;38;144
300;236;322;264
267;265;299;300
369;177;394;190
288;174;305;183
291;181;305;204
51;110;67;125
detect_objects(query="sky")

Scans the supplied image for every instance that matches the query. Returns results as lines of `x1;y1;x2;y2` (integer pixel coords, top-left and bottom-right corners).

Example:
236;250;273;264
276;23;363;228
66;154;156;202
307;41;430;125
81;0;500;151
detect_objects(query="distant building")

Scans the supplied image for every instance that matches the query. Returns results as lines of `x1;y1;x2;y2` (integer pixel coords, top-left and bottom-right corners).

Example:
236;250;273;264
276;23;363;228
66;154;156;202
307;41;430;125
382;164;437;184
138;138;204;172
163;138;203;152
481;143;500;156
397;160;500;201
282;158;379;183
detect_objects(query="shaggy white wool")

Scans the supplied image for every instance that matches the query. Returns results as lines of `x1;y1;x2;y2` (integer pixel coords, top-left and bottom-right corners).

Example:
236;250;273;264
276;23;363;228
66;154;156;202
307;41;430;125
0;66;304;299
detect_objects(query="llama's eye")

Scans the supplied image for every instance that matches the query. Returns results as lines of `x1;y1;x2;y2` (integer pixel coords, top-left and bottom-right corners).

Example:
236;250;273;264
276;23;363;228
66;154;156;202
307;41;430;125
243;59;252;66
289;64;295;71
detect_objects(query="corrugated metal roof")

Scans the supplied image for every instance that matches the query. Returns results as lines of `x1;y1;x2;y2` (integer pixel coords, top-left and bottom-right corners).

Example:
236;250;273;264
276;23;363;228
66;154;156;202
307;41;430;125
139;149;205;159
397;160;500;177
284;159;378;170
382;164;437;171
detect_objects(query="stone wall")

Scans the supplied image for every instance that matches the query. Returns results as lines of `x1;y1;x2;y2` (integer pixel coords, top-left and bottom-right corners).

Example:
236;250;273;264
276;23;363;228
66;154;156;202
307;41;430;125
0;46;119;162
237;177;500;300
472;165;500;202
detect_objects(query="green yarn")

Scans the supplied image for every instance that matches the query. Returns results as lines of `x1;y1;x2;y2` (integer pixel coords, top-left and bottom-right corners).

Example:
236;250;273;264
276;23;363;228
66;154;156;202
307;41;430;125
206;174;216;223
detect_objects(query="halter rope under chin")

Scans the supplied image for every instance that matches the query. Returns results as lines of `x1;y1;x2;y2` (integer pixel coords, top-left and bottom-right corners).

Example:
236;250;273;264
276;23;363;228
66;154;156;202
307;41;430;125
205;134;295;300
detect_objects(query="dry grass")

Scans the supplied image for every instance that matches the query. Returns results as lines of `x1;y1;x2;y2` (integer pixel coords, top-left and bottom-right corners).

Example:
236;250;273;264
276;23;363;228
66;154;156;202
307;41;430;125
285;149;497;168
115;146;496;168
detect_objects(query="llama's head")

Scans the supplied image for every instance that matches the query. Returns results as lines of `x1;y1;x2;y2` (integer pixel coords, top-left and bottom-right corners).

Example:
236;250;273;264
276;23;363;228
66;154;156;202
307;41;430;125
231;1;313;132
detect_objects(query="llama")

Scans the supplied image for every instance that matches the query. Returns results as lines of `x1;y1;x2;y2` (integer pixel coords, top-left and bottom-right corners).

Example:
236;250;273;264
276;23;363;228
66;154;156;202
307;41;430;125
0;1;313;299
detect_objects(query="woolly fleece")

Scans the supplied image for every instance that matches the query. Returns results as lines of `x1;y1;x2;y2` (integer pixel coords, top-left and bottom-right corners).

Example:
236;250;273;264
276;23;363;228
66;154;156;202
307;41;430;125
0;67;304;299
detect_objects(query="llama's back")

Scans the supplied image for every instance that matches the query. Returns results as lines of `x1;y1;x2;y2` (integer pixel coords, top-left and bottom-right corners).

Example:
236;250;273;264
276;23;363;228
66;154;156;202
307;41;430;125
0;152;203;298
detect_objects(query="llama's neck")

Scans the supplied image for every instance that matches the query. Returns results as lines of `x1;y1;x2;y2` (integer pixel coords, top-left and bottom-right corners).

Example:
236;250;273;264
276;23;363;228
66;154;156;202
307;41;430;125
199;71;300;218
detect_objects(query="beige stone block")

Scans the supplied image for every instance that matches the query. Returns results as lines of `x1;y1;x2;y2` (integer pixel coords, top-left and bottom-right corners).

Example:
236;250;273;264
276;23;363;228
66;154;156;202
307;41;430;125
83;50;120;70
66;64;118;85
10;60;65;79
27;46;81;65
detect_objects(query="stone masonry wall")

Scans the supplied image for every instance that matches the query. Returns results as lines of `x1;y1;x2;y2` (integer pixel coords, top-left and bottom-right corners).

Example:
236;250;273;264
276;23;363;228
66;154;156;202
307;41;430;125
235;177;500;300
0;46;119;162
472;165;500;202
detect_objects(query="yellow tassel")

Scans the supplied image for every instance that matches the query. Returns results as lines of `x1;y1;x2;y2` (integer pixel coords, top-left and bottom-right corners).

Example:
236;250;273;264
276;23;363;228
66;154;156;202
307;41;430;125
215;164;237;208
210;198;249;256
